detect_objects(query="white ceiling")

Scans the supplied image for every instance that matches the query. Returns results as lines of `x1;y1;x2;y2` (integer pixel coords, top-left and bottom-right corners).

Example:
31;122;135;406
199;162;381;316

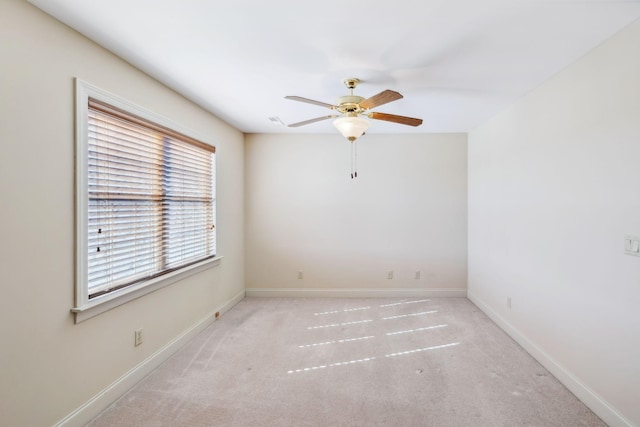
28;0;640;134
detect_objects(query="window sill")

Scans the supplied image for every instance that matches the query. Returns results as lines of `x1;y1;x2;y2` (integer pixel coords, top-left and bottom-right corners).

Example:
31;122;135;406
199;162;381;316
71;256;223;323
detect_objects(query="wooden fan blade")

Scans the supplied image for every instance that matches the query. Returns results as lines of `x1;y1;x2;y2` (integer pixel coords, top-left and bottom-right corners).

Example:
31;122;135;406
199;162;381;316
369;112;423;127
288;115;338;128
359;90;403;110
285;96;335;109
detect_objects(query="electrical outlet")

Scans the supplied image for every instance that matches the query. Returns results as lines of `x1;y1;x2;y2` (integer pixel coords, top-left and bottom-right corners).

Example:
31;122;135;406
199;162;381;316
387;271;394;279
415;270;421;280
297;271;304;279
507;297;512;309
134;329;143;347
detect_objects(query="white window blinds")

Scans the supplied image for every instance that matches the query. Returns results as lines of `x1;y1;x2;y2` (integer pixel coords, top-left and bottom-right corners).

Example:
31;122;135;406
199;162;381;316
86;99;216;299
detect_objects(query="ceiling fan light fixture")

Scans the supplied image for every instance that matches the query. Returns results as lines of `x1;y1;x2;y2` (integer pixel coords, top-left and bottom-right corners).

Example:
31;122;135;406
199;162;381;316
333;116;370;142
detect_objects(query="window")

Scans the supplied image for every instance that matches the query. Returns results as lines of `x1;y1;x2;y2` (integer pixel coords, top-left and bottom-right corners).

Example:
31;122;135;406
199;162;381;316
74;80;219;322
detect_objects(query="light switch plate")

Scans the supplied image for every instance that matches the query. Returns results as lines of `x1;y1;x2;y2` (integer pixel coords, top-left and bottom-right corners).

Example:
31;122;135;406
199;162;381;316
624;235;640;257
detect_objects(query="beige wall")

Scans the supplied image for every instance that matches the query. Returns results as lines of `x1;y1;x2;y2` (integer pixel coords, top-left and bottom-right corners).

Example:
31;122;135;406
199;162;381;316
0;1;244;426
245;133;467;293
468;19;640;426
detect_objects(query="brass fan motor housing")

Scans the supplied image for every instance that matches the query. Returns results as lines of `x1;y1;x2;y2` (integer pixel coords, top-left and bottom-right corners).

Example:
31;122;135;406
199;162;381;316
336;78;365;114
335;95;365;114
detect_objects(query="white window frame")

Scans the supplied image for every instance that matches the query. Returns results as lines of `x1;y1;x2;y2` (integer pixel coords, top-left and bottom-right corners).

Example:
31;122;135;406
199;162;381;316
73;79;221;323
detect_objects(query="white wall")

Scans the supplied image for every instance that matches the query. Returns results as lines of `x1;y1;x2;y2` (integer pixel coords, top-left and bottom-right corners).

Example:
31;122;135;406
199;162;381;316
245;133;467;295
0;2;244;426
468;19;640;427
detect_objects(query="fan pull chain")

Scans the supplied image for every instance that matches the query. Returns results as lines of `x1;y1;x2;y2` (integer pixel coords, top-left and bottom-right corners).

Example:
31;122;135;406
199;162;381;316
354;139;358;178
350;139;358;179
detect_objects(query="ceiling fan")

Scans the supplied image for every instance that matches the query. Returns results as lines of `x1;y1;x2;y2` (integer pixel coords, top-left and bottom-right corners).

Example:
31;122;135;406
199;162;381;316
285;78;423;142
285;78;423;179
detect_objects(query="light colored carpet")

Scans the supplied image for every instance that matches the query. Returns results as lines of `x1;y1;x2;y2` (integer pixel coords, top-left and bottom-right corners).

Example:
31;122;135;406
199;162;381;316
88;297;605;426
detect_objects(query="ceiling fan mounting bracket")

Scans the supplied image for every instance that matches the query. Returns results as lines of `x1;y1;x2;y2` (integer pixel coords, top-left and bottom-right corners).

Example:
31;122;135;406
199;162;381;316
343;78;360;90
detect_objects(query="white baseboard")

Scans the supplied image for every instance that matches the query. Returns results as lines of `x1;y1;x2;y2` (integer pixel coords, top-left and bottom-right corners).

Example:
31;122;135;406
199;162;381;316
467;291;633;427
54;290;246;427
245;287;467;298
